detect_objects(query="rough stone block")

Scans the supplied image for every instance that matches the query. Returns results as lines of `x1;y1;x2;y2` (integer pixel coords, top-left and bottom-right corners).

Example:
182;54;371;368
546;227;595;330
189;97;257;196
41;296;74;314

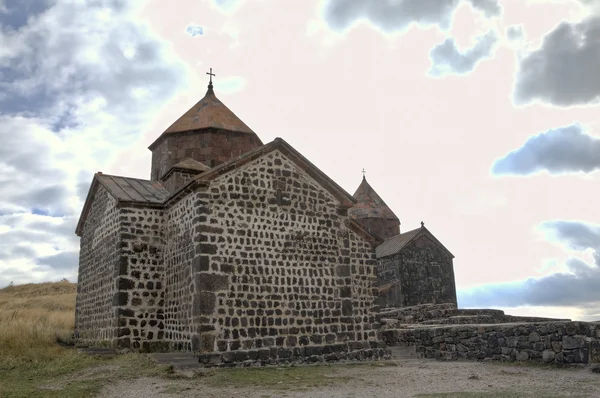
196;243;218;255
192;292;216;316
191;334;200;352
339;286;352;298
192;256;210;273
335;265;351;277
200;333;216;353
342;299;353;316
590;341;600;364
196;273;229;292
542;350;555;363
563;336;586;350
113;292;129;306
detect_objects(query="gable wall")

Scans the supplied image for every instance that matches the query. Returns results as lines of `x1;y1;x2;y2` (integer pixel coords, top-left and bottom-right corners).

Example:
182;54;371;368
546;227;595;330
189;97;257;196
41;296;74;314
188;150;386;365
75;185;120;344
377;235;456;308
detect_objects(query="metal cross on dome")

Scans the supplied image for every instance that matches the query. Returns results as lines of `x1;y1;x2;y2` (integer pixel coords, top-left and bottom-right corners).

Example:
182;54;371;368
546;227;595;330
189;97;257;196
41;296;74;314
206;68;215;84
362;168;366;179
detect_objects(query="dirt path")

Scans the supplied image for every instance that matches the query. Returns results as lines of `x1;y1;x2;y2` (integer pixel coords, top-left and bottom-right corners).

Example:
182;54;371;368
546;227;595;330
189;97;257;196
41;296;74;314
98;359;600;398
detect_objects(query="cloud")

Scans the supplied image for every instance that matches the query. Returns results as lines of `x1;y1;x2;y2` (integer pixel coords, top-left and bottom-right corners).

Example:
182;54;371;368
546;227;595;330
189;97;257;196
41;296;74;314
491;123;600;176
513;16;600;106
216;76;246;94
459;220;600;311
321;0;501;35
0;0;54;31
212;0;244;14
428;30;498;76
186;24;204;37
506;24;524;41
0;0;188;287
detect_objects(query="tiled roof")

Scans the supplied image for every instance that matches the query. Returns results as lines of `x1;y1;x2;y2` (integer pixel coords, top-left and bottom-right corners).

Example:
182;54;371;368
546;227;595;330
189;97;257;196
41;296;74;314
348;177;399;220
171;158;210;173
375;227;421;258
96;174;170;204
162;85;254;135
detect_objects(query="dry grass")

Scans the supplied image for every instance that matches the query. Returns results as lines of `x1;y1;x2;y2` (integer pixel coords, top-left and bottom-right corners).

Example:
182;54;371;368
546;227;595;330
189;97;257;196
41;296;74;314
0;281;77;364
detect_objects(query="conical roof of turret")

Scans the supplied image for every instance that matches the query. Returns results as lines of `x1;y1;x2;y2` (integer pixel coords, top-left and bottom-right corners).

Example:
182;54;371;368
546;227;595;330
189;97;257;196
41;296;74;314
162;83;254;135
349;177;399;220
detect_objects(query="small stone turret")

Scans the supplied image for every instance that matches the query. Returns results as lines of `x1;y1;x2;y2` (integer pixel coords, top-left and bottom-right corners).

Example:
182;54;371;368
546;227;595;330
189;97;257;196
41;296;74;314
348;176;400;240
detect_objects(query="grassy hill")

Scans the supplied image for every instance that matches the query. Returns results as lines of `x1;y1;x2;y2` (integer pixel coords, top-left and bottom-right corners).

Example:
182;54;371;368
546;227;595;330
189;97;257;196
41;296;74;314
0;280;77;362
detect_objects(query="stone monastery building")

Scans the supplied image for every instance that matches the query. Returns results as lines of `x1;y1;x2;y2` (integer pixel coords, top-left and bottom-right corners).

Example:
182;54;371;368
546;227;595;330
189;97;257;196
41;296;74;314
75;76;457;364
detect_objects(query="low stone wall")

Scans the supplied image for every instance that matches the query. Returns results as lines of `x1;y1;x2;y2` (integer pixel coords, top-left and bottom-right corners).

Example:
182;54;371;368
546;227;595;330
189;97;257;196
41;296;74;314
380;303;570;326
382;322;600;365
197;343;390;368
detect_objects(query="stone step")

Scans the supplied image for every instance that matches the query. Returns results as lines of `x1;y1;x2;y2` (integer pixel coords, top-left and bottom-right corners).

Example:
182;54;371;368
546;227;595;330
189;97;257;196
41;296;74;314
389;345;422;360
77;347;118;356
154;357;199;365
151;353;199;367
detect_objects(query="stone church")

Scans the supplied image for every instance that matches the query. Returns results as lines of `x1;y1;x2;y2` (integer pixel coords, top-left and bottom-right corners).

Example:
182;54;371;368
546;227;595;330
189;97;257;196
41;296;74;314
75;75;457;364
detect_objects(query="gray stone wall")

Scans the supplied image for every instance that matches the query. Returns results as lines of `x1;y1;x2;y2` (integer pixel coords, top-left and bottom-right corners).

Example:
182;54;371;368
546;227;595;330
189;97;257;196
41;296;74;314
161;170;197;194
353;217;400;241
114;207;165;350
187;149;384;365
162;190;201;351
383;322;600;364
377;235;456;308
75;185;120;345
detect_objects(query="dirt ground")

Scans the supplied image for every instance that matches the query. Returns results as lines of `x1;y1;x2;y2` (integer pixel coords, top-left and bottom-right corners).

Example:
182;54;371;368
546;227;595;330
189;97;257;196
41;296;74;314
98;359;600;398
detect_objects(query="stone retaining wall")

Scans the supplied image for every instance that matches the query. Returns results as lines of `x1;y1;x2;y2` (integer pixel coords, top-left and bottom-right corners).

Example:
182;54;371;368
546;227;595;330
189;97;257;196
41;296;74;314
198;344;390;368
382;322;600;365
380;303;570;326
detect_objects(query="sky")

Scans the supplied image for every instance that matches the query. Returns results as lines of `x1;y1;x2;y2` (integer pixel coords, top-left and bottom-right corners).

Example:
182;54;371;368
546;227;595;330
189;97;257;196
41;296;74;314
0;0;599;321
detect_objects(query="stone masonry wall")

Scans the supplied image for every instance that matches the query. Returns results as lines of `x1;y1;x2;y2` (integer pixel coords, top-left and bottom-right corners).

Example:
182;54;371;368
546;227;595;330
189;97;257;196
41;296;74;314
187;149;385;366
161;170;198;194
383;322;600;365
75;185;120;345
377;235;456;308
353;217;400;241
114;207;166;350
150;130;261;181
162;189;202;351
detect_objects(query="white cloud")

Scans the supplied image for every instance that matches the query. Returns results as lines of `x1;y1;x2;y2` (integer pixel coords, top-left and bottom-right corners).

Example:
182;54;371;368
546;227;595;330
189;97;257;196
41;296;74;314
216;76;247;94
491;123;600;176
186;24;205;37
428;30;498;76
320;0;501;35
0;0;189;287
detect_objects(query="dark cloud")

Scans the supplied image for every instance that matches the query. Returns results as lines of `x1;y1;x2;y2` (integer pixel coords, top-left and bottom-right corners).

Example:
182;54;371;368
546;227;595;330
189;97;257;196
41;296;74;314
428;30;498;76
37;251;79;271
459;220;600;309
0;0;55;31
513;16;600;106
0;245;37;260
491;124;600;176
322;0;501;34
